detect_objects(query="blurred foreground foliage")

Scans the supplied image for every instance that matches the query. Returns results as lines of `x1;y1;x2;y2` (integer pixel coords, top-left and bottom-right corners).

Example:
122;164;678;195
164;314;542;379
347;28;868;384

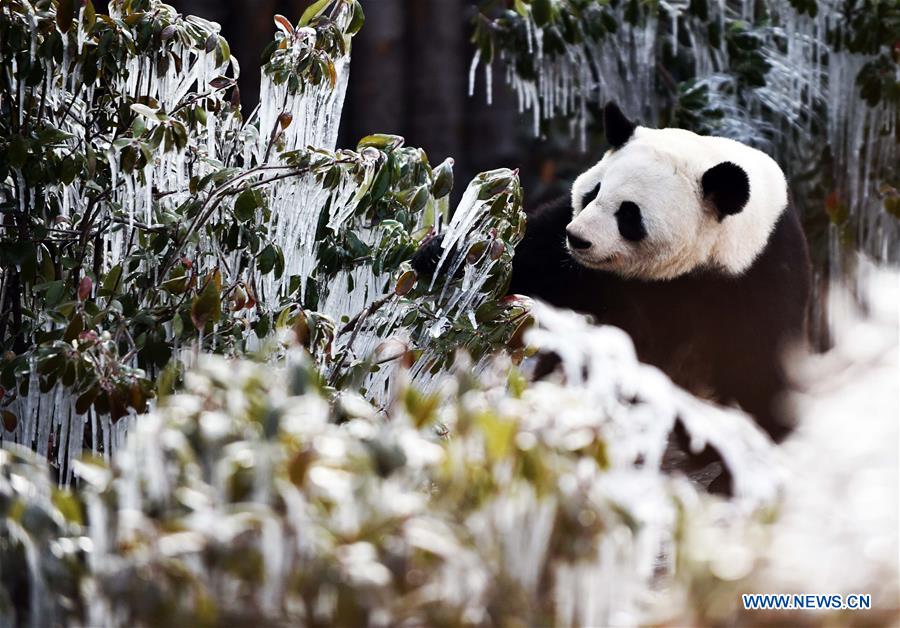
3;283;898;626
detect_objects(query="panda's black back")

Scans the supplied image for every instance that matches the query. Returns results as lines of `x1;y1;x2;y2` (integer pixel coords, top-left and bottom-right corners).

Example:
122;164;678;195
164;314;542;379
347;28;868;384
509;195;812;441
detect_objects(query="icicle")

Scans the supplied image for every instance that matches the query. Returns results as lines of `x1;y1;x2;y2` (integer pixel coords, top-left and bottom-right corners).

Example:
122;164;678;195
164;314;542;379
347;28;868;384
468;48;481;97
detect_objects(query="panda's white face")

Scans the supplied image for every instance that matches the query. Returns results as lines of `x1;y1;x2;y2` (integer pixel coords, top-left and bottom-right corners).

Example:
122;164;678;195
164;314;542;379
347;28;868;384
566;112;789;281
568;142;713;279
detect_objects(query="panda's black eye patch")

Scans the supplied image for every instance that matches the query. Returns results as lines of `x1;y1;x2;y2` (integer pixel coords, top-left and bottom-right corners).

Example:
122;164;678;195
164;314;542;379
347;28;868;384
580;182;601;210
615;201;647;242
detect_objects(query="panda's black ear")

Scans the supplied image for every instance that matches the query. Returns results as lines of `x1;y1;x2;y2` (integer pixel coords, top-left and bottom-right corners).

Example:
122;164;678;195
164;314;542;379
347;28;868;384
603;102;636;149
701;161;750;220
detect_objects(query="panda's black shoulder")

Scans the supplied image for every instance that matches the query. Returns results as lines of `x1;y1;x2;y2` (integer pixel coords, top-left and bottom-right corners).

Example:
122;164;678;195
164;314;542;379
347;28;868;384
508;195;587;303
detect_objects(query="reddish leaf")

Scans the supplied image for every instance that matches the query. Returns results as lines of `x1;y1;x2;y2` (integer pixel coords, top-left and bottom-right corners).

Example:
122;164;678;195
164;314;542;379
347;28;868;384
293;310;310;347
273;14;293;36
78;276;93;301
395;270;417;296
209;76;232;89
508;316;535;350
1;410;17;432
108;390;127;423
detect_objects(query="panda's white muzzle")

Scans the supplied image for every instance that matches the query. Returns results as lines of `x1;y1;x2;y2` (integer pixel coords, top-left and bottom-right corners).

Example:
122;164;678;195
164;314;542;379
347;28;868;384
565;220;622;269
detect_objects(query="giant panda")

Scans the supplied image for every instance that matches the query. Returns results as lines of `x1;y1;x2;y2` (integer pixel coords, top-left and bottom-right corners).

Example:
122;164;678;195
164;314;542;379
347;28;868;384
508;102;812;442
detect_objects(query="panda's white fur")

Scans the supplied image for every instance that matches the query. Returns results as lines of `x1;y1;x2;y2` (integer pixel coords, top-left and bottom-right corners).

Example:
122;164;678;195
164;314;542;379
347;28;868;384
567;126;788;280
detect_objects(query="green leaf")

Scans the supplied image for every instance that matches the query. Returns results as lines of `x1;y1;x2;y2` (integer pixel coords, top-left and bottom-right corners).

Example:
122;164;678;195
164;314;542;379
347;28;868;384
532;0;553;27
408;185;430;213
478;173;515;200
347;1;365;34
44;281;66;307
299;0;332;27
234;187;264;222
120;146;137;174
273;246;285;279
431;158;454;199
370;164;391;201
255;313;271;338
100;264;123;296
83;0;96;31
37;126;73;145
8;135;28;169
61;156;79;184
257;244;278;274
357;134;404;151
216;37;231;67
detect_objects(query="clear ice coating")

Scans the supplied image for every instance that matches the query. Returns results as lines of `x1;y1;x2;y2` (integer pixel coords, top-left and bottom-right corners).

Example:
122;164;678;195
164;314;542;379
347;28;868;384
2;3;240;481
0;1;519;478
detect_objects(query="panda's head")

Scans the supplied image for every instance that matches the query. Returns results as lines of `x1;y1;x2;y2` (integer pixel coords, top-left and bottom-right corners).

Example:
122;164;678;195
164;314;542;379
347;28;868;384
566;102;788;280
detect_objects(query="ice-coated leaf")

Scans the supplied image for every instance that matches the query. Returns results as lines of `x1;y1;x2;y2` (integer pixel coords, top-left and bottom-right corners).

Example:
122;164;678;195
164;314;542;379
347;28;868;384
299;0;332;27
395;270;417;296
130;103;159;119
357;134;404;151
273;14;293;35
431;158;454;199
209;76;233;89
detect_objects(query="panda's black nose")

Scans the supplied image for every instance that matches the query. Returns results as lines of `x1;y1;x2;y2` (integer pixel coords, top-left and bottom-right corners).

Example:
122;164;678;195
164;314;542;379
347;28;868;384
566;228;592;250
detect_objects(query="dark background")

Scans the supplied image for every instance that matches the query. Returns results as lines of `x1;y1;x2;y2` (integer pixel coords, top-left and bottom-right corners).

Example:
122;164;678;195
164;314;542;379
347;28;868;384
157;0;597;205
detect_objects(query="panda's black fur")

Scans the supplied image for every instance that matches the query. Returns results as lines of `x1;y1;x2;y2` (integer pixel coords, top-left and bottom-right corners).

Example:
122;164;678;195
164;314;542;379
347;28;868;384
508;183;812;442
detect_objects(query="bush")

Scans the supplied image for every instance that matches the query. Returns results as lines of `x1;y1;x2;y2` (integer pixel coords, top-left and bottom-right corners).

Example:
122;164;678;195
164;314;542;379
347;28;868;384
0;0;524;478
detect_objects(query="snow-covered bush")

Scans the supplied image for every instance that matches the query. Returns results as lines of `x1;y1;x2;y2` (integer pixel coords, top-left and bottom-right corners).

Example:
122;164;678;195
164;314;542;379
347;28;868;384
2;272;897;626
0;299;762;626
